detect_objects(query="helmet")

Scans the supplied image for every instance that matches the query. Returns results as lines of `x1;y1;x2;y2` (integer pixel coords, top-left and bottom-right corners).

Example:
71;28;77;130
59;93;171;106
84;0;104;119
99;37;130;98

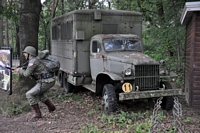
23;46;36;56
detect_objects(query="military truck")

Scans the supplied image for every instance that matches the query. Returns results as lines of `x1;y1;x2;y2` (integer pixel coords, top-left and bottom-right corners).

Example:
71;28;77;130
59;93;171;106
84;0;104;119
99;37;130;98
51;9;182;114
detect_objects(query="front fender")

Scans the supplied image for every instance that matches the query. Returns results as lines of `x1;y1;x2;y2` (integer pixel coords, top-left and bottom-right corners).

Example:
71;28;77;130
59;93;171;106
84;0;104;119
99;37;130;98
99;72;123;80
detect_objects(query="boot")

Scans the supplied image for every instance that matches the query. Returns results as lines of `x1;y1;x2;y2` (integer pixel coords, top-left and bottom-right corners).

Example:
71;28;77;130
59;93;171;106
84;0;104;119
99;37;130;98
31;104;42;119
44;99;56;112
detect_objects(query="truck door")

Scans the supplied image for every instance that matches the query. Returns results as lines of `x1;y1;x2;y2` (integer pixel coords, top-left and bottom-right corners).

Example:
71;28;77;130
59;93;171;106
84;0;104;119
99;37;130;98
90;40;103;81
0;46;12;95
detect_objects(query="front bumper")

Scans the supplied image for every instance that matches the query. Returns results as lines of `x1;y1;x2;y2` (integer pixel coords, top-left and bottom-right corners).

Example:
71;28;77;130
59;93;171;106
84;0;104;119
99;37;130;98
119;89;183;101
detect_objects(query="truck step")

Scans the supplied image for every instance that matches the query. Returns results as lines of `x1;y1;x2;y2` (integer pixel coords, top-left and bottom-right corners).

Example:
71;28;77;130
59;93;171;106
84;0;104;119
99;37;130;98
83;84;96;93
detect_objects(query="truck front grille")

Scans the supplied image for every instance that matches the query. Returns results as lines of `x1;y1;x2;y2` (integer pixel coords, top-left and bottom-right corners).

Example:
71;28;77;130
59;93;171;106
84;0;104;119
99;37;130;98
135;65;159;91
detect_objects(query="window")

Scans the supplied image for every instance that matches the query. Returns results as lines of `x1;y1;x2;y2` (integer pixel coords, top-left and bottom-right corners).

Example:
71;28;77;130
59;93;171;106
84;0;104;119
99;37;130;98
57;25;61;40
103;38;142;52
52;26;57;40
104;39;123;51
52;21;73;41
92;40;101;53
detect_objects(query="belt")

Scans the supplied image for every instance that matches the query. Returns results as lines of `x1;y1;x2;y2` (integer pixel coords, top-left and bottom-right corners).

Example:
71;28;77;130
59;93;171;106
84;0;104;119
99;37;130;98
41;73;54;79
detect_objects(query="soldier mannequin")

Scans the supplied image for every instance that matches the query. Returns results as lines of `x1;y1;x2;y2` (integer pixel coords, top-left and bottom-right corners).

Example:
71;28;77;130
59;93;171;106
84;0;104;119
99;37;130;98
13;46;56;119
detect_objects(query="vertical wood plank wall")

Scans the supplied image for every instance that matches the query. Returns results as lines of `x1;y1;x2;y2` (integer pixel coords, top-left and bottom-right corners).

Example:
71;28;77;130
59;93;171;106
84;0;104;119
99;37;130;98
185;14;192;106
193;12;200;108
185;12;200;108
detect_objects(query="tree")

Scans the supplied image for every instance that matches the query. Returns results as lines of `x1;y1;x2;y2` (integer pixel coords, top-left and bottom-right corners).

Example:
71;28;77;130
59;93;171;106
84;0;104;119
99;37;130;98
0;0;21;55
0;0;4;46
17;0;42;87
4;1;9;46
18;0;42;64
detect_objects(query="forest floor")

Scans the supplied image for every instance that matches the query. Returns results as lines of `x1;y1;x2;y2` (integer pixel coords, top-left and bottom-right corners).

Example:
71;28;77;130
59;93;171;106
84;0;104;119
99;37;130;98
0;77;200;133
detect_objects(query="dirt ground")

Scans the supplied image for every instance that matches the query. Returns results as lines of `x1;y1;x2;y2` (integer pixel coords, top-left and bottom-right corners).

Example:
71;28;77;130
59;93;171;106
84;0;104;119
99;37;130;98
0;81;200;133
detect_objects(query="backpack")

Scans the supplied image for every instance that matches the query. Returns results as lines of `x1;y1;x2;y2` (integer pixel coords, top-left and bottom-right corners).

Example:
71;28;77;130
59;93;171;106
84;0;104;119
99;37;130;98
37;50;60;74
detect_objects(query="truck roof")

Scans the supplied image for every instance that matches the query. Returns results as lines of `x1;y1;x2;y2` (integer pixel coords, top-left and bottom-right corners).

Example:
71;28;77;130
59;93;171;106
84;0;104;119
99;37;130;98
67;9;141;15
52;9;142;21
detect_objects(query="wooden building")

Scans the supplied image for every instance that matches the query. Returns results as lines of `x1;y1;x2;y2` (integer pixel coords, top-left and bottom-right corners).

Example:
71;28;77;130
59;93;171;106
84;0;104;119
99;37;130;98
181;2;200;108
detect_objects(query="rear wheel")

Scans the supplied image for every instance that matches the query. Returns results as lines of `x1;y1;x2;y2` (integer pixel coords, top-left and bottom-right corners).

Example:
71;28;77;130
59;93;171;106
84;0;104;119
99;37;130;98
102;84;117;114
160;82;174;111
63;73;73;93
57;70;63;87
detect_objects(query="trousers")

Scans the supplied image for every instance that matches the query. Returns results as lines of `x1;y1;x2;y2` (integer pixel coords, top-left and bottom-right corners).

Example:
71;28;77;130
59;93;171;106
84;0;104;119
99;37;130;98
26;80;55;105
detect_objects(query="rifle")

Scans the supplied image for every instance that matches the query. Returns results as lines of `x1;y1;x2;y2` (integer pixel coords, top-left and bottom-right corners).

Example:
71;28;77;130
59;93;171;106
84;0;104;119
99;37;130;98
13;61;38;80
5;61;28;71
5;67;15;70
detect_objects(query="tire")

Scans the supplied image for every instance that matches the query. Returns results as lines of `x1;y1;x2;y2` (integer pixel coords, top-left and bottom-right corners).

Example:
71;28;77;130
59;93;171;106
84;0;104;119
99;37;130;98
57;70;63;87
63;73;73;93
102;84;117;114
160;82;174;111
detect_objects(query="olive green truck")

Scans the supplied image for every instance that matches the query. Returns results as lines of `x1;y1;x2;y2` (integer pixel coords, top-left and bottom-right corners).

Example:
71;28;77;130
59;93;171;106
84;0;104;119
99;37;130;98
51;9;182;114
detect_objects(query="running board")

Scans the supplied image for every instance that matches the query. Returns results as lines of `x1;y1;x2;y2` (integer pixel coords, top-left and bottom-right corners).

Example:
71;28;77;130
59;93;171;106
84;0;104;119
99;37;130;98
83;84;96;93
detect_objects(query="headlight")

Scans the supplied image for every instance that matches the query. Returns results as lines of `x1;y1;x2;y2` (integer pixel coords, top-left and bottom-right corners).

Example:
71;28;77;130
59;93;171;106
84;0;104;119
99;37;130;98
125;68;132;76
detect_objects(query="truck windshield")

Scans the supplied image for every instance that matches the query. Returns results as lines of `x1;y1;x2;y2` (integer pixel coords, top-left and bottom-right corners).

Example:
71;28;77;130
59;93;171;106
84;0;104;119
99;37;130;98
103;38;142;52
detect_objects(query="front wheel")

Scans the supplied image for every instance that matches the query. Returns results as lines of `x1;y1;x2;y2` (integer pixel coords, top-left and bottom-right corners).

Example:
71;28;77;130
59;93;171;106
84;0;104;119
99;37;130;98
102;84;117;114
160;82;174;111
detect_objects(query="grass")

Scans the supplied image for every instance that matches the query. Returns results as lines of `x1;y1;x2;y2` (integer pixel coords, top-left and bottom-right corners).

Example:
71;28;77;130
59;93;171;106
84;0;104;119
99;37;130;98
183;117;192;123
79;110;151;133
0;74;197;132
0;93;30;116
0;74;30;116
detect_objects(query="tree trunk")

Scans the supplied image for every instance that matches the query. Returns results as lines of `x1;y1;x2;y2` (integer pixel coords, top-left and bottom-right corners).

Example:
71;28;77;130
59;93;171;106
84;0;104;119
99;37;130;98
0;0;4;46
61;0;64;15
51;0;59;18
16;24;20;56
18;0;42;87
0;16;3;46
19;0;42;63
5;18;9;46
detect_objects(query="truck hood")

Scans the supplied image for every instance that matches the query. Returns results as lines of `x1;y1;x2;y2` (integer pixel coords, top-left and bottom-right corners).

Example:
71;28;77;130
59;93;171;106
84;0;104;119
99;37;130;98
106;52;158;65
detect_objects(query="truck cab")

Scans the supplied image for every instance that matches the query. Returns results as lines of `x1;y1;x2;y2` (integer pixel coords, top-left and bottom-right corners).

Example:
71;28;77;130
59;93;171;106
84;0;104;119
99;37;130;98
88;34;182;114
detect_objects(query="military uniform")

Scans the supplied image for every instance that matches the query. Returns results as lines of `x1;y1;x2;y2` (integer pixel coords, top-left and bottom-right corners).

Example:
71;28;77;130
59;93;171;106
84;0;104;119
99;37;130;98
16;46;56;119
19;56;55;106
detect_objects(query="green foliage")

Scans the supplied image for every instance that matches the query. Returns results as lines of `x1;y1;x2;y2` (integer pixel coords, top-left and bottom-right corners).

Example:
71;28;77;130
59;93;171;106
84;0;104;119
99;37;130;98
72;95;84;102
2;103;29;115
183;117;192;123
87;104;99;113
100;111;150;131
78;110;152;133
79;123;105;133
135;120;150;133
0;5;4;15
0;94;30;116
87;110;94;116
52;93;72;102
12;73;19;83
94;104;99;110
0;1;20;54
2;2;19;22
0;74;29;116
